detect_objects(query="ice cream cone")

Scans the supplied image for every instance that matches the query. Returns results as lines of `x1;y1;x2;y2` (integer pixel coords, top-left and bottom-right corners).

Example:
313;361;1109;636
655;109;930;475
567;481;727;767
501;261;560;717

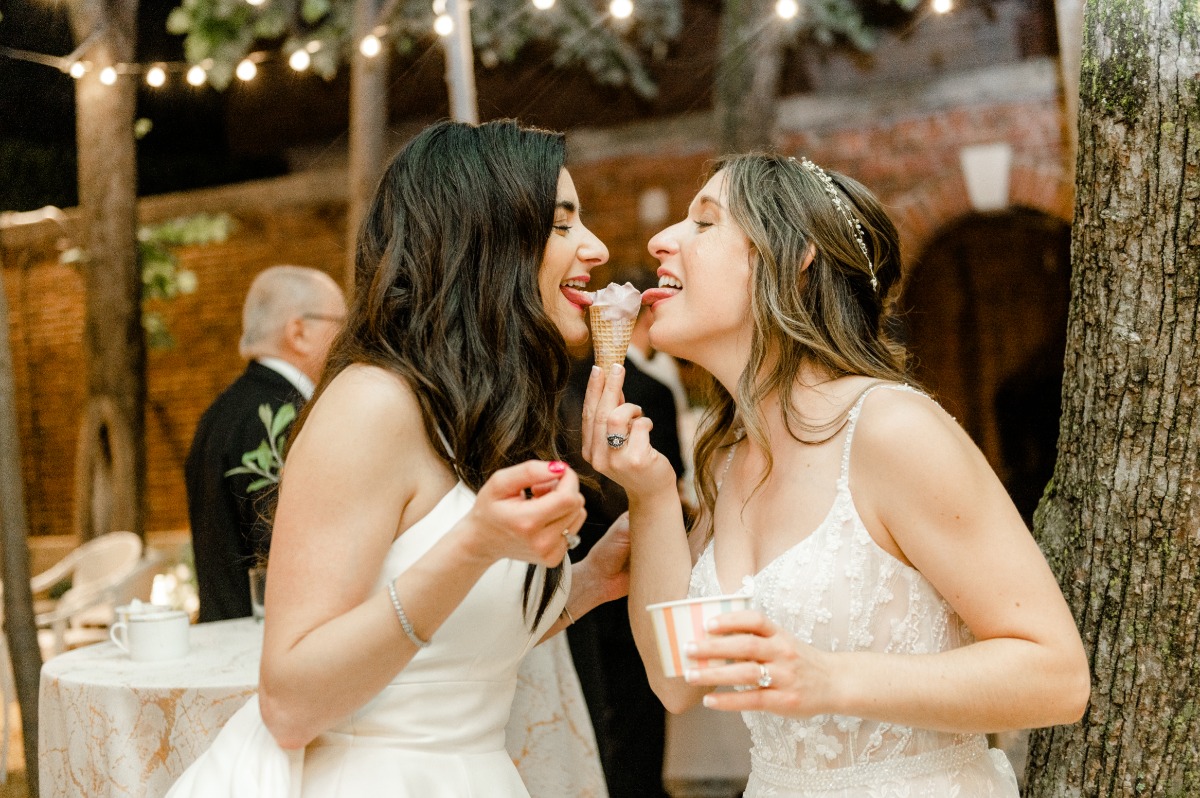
590;312;636;372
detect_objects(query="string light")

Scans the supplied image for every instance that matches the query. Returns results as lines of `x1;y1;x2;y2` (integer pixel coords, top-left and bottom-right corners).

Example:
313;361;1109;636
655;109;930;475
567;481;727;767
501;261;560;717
360;34;382;57
289;49;311;71
4;0;952;93
236;58;258;81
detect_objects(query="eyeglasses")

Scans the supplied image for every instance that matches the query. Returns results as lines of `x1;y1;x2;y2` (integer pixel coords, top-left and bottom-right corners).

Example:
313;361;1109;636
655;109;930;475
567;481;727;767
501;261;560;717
301;313;345;324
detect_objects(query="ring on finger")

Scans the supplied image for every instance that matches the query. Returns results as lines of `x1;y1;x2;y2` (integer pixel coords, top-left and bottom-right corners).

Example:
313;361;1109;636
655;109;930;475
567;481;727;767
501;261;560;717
606;433;628;449
562;528;582;550
756;663;773;689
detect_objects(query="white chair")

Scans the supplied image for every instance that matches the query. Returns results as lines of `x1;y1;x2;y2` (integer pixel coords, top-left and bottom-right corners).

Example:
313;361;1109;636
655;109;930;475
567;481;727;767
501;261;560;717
33;531;144;656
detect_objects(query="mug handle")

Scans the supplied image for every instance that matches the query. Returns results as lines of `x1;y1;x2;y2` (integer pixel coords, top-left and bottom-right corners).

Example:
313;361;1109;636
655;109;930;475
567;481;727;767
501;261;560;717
110;621;130;653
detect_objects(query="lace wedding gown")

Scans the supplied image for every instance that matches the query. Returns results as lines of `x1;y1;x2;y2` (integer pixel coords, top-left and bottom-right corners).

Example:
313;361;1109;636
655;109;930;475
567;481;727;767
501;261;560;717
168;480;599;797
689;385;1020;797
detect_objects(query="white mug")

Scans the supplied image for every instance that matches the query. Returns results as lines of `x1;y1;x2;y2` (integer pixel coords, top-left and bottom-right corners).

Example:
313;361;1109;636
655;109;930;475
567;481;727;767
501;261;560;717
109;608;190;662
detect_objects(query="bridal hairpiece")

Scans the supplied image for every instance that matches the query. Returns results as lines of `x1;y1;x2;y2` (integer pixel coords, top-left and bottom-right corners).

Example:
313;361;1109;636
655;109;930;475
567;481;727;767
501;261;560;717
789;156;877;291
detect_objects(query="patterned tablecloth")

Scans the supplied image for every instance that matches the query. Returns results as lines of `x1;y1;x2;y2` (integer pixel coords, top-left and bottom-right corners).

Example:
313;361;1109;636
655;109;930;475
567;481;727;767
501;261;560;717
39;617;262;798
39;617;607;798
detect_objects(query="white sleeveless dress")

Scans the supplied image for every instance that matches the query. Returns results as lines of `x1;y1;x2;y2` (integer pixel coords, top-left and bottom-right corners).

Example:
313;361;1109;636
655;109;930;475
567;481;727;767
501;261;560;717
167;480;584;797
688;385;1020;797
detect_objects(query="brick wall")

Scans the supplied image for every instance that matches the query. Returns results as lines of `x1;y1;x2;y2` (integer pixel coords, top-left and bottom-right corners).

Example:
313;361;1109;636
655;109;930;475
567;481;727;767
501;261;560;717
3;59;1071;538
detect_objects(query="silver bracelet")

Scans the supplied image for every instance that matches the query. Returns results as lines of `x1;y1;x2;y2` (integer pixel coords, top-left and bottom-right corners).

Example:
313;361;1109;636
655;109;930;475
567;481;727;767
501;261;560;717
562;606;576;626
387;580;431;648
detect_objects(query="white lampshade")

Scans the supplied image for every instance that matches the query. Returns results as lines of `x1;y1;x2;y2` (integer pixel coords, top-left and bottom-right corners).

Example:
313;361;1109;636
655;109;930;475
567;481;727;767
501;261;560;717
959;143;1013;212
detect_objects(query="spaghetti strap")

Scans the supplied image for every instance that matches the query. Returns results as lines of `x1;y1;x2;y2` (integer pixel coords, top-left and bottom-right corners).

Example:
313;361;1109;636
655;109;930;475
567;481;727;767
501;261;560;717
838;383;922;488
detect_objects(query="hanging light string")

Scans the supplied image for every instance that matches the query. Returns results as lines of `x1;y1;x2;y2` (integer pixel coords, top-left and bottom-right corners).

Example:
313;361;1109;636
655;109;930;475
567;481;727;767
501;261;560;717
0;0;952;87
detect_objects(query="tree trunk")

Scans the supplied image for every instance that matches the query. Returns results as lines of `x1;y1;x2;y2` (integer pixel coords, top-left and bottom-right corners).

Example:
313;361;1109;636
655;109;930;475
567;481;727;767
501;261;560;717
1025;0;1200;794
0;245;43;798
69;0;145;543
346;0;391;290
714;0;783;154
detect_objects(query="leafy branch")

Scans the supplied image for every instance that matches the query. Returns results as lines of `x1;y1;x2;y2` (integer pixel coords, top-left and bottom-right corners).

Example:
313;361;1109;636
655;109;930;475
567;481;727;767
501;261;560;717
225;402;297;492
61;211;235;349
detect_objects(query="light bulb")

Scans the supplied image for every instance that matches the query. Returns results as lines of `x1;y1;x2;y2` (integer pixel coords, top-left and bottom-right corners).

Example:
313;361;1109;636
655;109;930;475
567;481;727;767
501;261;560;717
99;66;117;85
186;65;207;86
532;0;555;9
610;0;633;19
146;66;166;87
775;0;798;18
932;0;952;13
236;59;258;81
289;49;311;71
432;0;447;14
246;0;266;5
360;34;382;57
434;14;454;36
69;61;87;79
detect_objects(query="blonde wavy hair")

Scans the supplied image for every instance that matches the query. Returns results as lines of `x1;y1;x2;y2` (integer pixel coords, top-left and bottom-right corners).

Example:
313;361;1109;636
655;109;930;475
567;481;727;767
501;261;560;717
690;154;916;537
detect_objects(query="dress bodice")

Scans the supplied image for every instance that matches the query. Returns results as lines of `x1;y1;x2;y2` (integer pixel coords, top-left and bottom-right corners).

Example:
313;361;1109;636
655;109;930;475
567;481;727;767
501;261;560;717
316;481;568;756
689;385;1018;796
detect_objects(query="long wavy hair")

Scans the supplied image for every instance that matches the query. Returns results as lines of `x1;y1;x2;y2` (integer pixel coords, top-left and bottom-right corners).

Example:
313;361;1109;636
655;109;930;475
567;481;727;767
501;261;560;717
690;154;916;538
293;119;569;628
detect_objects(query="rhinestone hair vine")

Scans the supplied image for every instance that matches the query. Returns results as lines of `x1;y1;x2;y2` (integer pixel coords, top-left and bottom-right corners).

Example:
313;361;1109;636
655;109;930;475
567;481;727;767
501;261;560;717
789;156;877;291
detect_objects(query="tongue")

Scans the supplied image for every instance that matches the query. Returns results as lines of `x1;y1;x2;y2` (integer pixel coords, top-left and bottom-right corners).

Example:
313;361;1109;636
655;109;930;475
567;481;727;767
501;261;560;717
641;287;679;305
561;286;593;307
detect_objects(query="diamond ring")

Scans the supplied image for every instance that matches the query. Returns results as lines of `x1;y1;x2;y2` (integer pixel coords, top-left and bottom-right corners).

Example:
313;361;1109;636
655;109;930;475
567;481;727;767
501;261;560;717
562;529;581;550
757;663;773;689
606;433;628;449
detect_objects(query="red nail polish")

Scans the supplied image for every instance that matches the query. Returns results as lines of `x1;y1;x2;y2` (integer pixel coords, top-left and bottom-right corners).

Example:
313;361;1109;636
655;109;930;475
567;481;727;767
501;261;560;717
548;461;567;474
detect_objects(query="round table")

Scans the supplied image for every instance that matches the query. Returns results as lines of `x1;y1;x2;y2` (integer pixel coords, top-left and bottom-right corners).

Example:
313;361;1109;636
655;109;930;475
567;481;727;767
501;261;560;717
39;617;262;798
38;618;605;798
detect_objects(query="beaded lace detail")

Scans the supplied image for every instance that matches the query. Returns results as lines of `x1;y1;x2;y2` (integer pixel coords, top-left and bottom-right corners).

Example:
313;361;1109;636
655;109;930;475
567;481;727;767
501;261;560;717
689;384;1018;796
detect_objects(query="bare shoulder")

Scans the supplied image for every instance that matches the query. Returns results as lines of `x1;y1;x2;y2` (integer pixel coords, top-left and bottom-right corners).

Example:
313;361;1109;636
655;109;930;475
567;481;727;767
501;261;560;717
287;363;439;495
853;386;987;490
304;363;425;440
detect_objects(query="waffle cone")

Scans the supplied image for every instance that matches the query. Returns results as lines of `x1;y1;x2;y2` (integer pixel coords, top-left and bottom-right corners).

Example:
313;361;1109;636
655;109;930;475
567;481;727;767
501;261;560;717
590;312;636;372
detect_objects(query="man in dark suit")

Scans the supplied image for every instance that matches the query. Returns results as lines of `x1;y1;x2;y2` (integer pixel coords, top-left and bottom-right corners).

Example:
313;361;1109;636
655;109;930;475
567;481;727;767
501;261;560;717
185;265;345;622
561;270;687;798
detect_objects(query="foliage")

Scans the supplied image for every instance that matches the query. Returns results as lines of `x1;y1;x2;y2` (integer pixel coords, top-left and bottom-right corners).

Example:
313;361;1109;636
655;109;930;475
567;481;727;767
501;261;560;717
61;212;234;349
140;212;234;348
225;402;296;491
165;0;682;98
164;0;920;103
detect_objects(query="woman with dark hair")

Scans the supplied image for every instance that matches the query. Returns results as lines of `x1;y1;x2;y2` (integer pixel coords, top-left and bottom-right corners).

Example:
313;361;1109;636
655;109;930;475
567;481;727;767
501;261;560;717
583;154;1089;796
168;119;625;797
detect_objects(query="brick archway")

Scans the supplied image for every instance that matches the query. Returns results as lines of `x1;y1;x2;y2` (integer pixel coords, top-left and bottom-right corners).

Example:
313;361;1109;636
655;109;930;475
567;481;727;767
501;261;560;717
891;158;1074;267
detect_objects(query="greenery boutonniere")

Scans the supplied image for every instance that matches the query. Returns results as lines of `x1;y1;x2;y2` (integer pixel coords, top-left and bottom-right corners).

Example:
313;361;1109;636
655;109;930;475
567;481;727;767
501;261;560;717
225;402;296;492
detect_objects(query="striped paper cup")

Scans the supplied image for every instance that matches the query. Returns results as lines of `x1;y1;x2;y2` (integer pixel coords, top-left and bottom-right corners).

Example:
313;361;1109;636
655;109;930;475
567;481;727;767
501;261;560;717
646;594;752;678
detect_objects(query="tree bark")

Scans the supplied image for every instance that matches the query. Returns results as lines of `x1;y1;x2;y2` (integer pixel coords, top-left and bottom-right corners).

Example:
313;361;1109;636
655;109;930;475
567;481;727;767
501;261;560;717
69;0;145;542
346;0;391;290
0;243;43;798
714;0;783;154
1025;0;1200;794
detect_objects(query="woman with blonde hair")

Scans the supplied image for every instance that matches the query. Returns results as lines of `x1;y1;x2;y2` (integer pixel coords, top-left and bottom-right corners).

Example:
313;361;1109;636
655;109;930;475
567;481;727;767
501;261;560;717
583;154;1089;796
